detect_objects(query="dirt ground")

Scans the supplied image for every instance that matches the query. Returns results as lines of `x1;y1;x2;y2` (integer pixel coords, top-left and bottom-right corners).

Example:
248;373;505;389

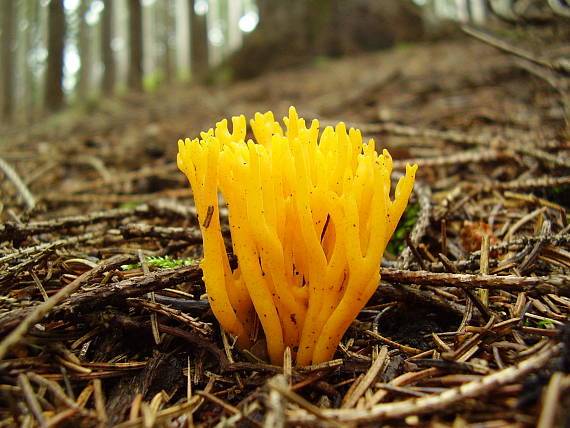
1;34;570;427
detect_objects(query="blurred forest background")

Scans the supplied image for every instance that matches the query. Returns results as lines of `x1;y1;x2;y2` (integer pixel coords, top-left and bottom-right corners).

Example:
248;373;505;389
2;0;567;125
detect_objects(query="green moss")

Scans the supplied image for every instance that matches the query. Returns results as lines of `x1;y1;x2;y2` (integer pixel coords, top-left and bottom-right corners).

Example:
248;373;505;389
143;71;165;92
312;55;333;67
121;255;196;271
385;203;420;256
119;202;142;210
543;184;570;209
206;65;234;85
536;319;554;328
523;318;554;328
394;41;415;51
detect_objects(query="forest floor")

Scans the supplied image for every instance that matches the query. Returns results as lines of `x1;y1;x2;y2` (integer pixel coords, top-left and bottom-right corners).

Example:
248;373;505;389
1;33;570;427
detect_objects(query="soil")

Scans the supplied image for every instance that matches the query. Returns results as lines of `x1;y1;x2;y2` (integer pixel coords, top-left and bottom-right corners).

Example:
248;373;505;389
1;33;569;427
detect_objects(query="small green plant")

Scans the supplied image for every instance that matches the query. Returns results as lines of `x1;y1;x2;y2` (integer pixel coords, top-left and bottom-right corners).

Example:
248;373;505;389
394;41;415;52
121;255;196;271
143;71;165;92
547;184;570;209
523;318;554;328
312;56;333;67
119;202;142;209
385;203;420;256
536;319;554;328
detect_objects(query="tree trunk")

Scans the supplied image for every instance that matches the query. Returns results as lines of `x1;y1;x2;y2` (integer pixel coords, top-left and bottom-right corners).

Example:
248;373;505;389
174;0;191;79
77;0;91;101
161;0;174;83
25;1;39;120
128;0;143;91
101;0;115;95
226;0;242;54
1;0;16;120
189;0;209;81
45;0;66;111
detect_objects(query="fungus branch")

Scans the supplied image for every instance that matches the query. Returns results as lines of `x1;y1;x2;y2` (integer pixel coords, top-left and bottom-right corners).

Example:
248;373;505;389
177;107;417;365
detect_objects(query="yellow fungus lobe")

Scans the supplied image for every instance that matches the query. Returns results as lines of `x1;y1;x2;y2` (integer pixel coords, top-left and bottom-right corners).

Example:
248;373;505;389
177;107;417;365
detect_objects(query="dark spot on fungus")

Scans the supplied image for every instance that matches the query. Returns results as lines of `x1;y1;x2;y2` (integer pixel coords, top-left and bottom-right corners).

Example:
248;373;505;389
320;214;330;242
202;205;214;228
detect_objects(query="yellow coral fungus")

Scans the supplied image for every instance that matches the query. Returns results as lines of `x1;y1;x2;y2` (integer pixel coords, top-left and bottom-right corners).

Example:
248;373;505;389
177;107;417;365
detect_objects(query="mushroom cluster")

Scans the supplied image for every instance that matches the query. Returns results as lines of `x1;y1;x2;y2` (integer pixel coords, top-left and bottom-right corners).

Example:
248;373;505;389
178;107;417;365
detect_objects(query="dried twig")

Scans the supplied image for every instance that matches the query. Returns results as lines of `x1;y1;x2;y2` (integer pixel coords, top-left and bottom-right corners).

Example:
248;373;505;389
0;230;105;266
516;146;570;170
459;232;570;269
0;156;36;210
482;175;570;192
120;223;204;241
341;346;388;408
399;178;432;269
27;372;95;419
381;268;570;297
113;397;202;428
17;373;46;426
356;122;558;150
392;149;511;170
461;24;570;75
268;379;344;428
93;378;108;425
288;342;562;423
0;262;204;334
0;255;130;360
128;297;213;336
0;206;149;241
264;375;287;428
